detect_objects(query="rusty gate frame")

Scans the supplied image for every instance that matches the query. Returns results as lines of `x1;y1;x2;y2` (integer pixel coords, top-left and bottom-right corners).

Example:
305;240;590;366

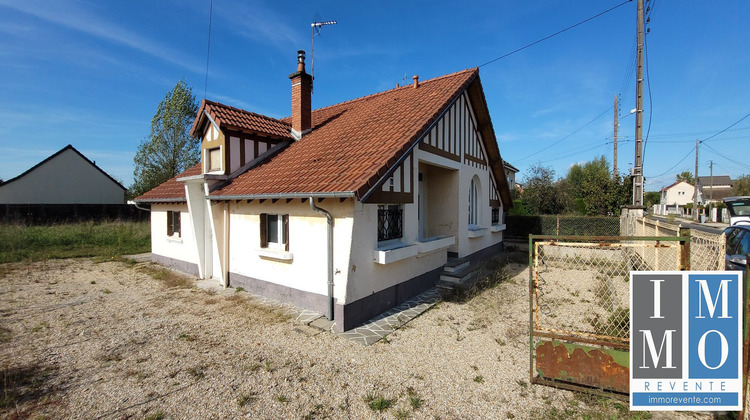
528;234;690;396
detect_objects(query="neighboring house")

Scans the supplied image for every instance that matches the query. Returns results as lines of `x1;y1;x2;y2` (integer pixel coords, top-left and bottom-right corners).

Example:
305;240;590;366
698;175;733;203
0;144;125;204
135;51;512;331
503;161;519;192
657;180;698;216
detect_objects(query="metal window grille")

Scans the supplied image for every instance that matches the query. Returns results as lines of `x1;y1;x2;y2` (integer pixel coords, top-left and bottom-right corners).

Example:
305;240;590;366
491;208;500;224
378;208;403;241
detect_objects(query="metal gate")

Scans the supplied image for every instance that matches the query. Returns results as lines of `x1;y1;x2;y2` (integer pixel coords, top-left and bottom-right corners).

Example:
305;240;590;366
529;234;689;394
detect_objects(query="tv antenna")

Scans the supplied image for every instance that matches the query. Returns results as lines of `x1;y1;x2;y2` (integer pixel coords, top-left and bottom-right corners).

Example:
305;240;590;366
311;19;337;89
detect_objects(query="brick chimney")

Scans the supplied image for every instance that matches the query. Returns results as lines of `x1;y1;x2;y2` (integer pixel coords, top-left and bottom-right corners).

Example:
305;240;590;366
289;50;312;140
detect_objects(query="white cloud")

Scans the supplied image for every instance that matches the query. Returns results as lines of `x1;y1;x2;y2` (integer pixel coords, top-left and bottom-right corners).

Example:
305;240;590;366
0;0;203;74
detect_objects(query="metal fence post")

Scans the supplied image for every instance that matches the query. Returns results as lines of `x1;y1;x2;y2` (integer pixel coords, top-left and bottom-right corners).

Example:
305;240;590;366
528;234;535;383
742;256;750;417
678;226;690;271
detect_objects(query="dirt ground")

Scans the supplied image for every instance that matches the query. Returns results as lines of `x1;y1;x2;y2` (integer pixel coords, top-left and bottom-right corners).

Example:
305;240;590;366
0;257;713;419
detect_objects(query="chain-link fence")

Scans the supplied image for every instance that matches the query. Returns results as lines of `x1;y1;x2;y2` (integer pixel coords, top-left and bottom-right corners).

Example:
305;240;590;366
531;236;684;344
530;234;687;394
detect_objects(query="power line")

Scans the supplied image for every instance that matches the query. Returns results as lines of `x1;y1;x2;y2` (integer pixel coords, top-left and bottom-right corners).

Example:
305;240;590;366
701;112;750;143
647;145;695;179
203;0;214;99
478;0;632;68
514;105;613;163
702;143;750;171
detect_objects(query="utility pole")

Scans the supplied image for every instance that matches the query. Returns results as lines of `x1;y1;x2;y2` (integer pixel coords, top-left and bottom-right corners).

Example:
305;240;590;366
693;139;699;221
632;0;645;206
709;160;714;201
613;94;618;178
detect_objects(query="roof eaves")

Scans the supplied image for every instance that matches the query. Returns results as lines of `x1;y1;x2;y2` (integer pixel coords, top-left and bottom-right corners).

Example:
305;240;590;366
210;191;356;201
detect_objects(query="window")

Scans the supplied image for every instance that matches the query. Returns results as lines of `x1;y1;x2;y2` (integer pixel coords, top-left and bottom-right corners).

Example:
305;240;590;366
491;207;500;225
207;147;222;172
260;213;289;251
468;177;479;226
378;204;403;242
167;210;181;237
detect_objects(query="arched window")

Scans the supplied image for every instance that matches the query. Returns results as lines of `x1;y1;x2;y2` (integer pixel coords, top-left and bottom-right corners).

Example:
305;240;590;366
469;177;480;226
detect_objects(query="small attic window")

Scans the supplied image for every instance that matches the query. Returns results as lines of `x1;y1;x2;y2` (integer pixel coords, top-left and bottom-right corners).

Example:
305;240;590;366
207;147;222;172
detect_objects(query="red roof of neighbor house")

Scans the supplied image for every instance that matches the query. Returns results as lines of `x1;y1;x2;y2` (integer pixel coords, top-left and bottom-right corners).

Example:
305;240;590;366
661;180;693;191
191;100;292;139
211;68;479;199
134;163;202;202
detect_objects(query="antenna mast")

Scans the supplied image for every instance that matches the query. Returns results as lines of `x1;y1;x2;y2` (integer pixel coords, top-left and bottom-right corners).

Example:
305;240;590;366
311;19;337;90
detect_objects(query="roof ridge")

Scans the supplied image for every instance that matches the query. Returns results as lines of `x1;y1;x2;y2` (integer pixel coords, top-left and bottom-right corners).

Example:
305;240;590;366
205;99;291;127
289;67;478;118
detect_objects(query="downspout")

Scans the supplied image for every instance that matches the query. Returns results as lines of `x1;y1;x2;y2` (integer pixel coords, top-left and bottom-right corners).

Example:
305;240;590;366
309;197;334;321
222;201;230;288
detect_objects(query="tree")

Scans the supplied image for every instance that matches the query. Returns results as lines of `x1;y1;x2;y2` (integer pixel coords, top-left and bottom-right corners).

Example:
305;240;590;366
521;163;568;214
644;191;661;208
131;80;199;198
676;171;694;185
734;175;750;196
565;156;630;216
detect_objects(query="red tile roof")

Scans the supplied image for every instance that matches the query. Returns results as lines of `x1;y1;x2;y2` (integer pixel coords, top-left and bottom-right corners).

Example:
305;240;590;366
212;68;479;199
134;163;202;202
191;100;291;139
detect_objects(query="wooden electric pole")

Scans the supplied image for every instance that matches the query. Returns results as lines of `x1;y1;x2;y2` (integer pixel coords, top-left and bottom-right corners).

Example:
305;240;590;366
693;139;699;221
613;94;618;178
632;0;645;206
709;160;714;201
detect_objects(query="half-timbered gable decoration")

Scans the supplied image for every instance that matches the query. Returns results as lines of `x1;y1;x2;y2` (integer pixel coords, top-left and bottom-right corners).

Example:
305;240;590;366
489;175;501;208
365;153;414;204
192;100;293;176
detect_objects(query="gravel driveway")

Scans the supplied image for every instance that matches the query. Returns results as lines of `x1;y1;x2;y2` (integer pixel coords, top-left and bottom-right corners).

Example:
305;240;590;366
0;258;710;419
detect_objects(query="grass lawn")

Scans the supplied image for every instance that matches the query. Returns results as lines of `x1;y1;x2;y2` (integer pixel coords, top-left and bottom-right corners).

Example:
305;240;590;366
0;221;150;263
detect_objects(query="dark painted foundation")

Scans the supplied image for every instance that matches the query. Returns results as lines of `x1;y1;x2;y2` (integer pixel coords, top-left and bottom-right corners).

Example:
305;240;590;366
154;240;504;332
152;254;200;277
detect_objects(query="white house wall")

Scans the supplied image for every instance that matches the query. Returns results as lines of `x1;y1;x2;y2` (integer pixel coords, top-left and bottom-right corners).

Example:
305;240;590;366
347;200;447;304
662;182;695;206
150;203;200;275
0;148;124;204
227;199;354;305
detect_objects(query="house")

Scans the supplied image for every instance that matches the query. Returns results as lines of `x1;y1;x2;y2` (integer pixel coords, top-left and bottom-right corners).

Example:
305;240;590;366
503;161;519;192
656;180;699;216
697;175;733;203
135;51;512;331
0;144;125;204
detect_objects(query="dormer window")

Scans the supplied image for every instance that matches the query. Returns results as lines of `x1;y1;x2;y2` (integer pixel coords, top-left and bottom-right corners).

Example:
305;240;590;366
207;147;222;173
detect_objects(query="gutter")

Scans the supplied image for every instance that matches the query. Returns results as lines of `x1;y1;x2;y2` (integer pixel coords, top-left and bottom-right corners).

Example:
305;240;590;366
130;201;151;212
210;191;355;201
309;197;335;322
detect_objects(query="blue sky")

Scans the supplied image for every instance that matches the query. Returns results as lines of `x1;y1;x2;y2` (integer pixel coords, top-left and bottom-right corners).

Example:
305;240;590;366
1;0;748;191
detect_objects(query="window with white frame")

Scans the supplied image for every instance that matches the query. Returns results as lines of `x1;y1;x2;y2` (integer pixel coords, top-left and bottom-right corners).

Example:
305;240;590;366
167;210;181;237
260;213;289;250
468;177;480;227
377;204;403;242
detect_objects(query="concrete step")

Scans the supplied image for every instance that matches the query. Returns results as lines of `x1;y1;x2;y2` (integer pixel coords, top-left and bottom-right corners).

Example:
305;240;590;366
437;262;480;291
443;257;470;273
